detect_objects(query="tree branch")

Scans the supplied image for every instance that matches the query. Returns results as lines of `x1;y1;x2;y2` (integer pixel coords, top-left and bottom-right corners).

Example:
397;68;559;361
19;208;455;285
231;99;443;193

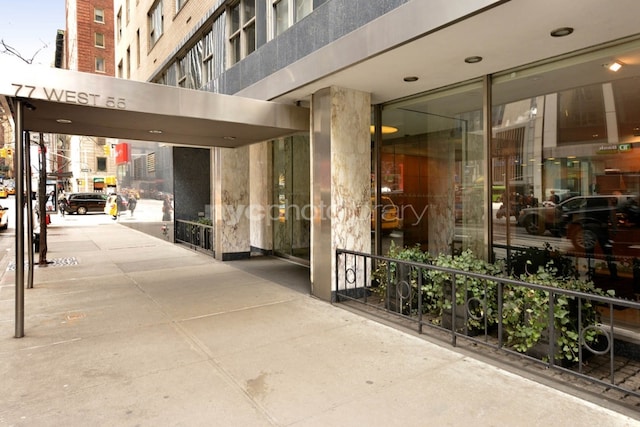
0;39;48;64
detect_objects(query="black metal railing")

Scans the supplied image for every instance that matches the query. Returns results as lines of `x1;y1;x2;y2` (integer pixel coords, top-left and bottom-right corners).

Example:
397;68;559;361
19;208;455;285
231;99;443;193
335;248;640;400
175;219;214;255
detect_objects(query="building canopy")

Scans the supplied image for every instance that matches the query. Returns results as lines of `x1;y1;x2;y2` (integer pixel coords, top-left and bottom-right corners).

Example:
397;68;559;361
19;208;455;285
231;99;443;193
0;57;309;147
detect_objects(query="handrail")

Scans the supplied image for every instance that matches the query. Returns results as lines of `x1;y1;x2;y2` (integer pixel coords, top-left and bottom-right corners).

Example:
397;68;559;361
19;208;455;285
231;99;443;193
175;219;214;255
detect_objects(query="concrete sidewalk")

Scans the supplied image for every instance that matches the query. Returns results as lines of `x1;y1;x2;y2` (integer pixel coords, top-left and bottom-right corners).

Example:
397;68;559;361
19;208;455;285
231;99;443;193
0;222;638;426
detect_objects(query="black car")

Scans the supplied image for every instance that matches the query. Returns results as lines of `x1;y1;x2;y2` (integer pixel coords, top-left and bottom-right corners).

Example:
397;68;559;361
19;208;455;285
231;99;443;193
516;196;577;236
564;195;640;254
65;193;108;215
517;195;636;237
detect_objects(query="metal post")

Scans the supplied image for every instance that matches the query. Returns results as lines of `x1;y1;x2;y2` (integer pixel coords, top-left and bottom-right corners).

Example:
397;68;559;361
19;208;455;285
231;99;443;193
25;131;33;289
14;99;25;338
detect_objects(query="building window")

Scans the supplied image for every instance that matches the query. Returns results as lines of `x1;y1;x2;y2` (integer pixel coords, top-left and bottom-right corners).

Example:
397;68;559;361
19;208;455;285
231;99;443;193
271;0;312;38
148;0;164;47
97;157;107;172
176;0;187;13
117;60;123;78
96;57;105;72
136;29;141;68
126;0;130;24
94;8;105;23
95;32;105;48
117;8;122;40
126;47;131;78
202;29;214;83
228;0;256;65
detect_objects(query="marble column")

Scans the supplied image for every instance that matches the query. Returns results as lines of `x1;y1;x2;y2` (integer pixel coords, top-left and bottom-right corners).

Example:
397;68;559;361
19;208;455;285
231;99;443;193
311;87;371;301
249;141;273;254
213;146;251;260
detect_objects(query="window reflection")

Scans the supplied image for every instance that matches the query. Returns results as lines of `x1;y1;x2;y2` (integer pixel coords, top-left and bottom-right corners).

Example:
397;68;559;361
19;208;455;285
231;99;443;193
375;40;640;327
492;42;640;305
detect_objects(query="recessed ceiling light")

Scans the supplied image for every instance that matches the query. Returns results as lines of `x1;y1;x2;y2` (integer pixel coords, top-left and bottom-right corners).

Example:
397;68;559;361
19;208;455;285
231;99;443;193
607;61;623;72
550;27;574;37
403;76;419;82
149;129;163;134
370;125;398;134
464;56;483;64
56;118;72;124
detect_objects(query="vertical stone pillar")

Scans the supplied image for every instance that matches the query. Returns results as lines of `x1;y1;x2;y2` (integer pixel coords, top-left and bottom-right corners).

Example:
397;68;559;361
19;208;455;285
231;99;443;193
311;87;371;301
249;141;273;254
213;146;251;260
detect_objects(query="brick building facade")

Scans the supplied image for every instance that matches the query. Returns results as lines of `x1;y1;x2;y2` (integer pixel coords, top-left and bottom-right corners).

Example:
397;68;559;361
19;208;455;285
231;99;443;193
66;0;115;75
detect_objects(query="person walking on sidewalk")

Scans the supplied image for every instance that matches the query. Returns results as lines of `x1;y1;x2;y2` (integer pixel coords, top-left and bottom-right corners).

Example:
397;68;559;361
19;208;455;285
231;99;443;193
58;194;68;217
162;195;172;221
106;193;118;220
128;193;137;216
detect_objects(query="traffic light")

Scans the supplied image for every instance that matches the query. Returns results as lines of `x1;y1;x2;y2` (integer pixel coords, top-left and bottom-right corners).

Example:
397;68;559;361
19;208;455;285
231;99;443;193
6;148;12;157
0;148;6;158
104;145;111;155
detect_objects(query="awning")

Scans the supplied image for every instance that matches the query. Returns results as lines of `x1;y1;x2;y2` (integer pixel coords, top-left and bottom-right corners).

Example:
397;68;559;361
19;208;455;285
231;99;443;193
0;57;310;148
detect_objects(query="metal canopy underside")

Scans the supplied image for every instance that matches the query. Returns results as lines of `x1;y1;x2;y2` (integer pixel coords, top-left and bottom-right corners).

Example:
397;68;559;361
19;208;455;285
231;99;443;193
0;58;309;147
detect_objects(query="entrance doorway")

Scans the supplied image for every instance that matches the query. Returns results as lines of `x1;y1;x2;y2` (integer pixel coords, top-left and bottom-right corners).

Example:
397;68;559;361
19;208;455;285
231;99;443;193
272;135;311;263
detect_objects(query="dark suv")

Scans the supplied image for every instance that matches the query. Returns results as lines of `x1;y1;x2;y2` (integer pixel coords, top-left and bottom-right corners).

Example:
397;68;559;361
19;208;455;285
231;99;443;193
65;193;108;215
517;194;638;236
563;195;640;254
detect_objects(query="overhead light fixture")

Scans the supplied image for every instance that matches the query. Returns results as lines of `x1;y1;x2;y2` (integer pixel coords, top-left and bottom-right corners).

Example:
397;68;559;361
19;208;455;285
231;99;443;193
223;136;236;140
550;27;574;37
56;118;72;124
403;76;419;82
607;61;623;72
370;125;398;134
464;56;483;64
149;129;163;134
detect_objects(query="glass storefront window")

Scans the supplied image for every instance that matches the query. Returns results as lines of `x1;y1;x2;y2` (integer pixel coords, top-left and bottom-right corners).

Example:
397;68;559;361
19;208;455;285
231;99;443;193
492;39;640;304
377;81;485;256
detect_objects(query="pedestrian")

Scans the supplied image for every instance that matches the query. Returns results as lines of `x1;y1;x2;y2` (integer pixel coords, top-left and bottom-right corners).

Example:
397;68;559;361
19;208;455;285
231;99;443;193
45;191;55;212
162;195;172;221
106;193;118;220
128;193;137;216
58;194;68;217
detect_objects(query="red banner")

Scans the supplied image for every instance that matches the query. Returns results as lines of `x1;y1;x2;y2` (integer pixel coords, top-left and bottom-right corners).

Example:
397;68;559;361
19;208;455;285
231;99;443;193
115;143;130;164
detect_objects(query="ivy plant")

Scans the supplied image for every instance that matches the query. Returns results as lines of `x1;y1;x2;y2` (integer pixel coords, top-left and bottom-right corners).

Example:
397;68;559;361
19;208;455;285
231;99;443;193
502;263;613;362
426;250;503;331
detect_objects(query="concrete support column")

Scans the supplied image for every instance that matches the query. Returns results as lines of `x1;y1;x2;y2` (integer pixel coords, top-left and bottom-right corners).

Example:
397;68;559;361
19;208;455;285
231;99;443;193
213;146;251;260
311;87;371;301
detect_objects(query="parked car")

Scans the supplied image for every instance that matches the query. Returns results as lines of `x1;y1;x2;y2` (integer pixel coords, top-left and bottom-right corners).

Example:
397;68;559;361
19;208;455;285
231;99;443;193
371;195;399;235
0;204;9;229
517;195;589;236
65;193;108;215
564;195;640;255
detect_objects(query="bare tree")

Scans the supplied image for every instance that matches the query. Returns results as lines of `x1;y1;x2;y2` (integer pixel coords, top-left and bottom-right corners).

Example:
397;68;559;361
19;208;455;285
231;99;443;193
0;39;48;64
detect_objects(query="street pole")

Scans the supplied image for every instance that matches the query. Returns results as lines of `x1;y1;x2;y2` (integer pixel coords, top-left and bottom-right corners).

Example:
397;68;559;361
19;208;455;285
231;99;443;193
14;99;25;338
